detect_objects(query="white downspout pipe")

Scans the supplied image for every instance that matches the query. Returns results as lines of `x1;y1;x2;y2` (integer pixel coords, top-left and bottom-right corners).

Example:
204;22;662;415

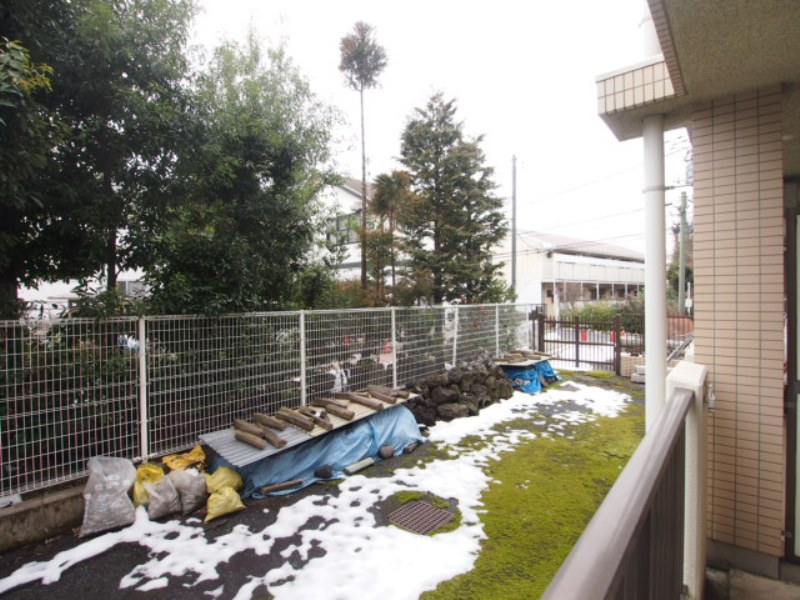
643;114;667;431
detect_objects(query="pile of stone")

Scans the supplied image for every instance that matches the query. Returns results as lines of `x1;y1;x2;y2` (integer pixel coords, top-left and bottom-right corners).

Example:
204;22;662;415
404;359;515;426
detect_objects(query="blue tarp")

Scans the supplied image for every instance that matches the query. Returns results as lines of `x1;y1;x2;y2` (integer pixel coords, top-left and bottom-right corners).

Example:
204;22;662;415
212;405;425;498
500;360;562;395
534;360;562;384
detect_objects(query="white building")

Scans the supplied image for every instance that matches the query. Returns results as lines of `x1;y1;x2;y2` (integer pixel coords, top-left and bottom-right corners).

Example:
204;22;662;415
322;181;647;311
322;177;372;281
498;231;645;313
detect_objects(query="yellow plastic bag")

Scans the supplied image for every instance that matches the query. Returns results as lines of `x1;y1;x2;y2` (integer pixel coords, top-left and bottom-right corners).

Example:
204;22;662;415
133;463;165;506
204;466;243;494
205;485;245;523
162;445;206;472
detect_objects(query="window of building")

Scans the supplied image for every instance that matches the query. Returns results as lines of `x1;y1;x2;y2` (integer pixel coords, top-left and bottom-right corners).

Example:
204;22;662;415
326;211;361;246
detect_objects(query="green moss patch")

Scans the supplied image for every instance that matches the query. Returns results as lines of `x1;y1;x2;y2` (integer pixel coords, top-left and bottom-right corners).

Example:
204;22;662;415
585;370;615;380
423;403;644;599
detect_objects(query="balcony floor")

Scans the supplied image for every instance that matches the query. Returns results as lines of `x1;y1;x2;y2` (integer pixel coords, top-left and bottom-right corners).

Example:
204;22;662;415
707;568;800;599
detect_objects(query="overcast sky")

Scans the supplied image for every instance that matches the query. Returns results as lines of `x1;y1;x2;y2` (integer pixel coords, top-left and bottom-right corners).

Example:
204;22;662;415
191;0;690;256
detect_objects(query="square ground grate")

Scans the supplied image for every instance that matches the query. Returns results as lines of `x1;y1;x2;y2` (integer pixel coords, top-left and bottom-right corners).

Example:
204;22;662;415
388;500;454;535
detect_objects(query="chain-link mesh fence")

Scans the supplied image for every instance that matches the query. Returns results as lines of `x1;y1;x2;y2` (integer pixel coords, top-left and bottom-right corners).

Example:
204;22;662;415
1;304;535;496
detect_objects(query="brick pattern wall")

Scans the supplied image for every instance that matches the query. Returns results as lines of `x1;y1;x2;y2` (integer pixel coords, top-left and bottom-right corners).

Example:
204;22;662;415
596;59;676;115
692;86;785;556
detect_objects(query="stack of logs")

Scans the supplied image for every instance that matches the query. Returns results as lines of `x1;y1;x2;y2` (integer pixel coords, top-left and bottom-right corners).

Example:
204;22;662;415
404;359;515;426
232;385;410;450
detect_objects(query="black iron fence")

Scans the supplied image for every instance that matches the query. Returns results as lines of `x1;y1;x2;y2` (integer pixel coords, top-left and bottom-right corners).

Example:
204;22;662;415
533;311;694;375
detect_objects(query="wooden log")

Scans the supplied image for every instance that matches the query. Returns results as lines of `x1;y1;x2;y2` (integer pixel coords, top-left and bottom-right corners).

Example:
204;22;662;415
366;385;411;399
234;430;267;450
258;478;303;495
337;392;383;411
363;386;396;404
233;419;265;437
314;465;333;479
311;396;350;409
275;407;315;432
344;457;375;475
252;412;287;431
366;384;399;397
297;407;334;431
261;427;288;449
320;403;355;421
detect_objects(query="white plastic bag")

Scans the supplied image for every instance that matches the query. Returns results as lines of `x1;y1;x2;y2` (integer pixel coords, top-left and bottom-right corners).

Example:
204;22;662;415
167;468;208;515
79;456;137;537
145;476;181;520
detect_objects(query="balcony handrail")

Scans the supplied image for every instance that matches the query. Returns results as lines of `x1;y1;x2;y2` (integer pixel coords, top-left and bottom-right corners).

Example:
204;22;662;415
542;387;694;599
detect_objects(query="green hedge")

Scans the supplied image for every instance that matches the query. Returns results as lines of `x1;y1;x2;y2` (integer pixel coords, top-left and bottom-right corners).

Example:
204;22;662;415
560;300;645;334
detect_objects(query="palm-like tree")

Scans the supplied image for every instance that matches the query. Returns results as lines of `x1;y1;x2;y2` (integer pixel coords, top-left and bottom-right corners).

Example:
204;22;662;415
339;22;387;294
372;171;413;300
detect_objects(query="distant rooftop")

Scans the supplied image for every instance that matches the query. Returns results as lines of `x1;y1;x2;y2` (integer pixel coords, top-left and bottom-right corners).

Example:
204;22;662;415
340;177;373;200
522;231;644;263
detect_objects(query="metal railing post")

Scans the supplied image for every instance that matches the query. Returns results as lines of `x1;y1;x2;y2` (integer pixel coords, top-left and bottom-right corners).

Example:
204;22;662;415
538;311;545;352
614;315;622;376
574;316;581;368
138;317;149;462
495;305;500;357
391;307;398;389
452;306;459;366
299;311;307;407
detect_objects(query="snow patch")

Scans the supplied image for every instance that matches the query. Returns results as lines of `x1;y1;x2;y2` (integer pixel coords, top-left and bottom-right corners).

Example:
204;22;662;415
0;384;631;599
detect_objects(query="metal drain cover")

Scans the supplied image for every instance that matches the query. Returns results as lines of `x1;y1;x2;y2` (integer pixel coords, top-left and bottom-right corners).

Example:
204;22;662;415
388;500;454;534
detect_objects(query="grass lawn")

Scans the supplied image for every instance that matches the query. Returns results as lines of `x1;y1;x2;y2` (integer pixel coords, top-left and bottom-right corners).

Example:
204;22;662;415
423;372;645;599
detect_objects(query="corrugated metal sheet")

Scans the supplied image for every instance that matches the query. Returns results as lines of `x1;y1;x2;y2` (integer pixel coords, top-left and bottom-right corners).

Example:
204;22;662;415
200;395;411;468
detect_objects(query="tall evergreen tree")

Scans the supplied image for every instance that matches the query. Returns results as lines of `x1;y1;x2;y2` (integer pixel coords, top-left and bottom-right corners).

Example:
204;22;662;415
399;93;508;304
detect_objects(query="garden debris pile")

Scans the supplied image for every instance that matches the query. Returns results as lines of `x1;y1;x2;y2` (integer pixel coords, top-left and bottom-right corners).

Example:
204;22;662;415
404;359;516;426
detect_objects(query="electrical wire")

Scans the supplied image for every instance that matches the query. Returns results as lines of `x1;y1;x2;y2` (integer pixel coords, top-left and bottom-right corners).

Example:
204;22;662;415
492;226;677;261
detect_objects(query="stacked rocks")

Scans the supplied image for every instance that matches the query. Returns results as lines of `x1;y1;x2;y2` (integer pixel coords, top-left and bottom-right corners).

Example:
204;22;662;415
405;360;515;426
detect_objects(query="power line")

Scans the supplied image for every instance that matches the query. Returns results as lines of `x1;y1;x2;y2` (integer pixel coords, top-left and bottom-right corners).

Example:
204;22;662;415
516;206;646;236
502;145;689;208
493;226;675;261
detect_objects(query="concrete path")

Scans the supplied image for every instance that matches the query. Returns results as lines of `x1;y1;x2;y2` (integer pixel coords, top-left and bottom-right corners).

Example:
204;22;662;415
707;568;800;599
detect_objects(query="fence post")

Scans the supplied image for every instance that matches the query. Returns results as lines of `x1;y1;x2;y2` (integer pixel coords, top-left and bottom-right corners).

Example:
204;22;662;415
391;307;398;389
452;306;459;366
299;310;307;407
614;315;622;376
495;305;500;357
138;317;149;462
574;316;580;368
538;310;545;352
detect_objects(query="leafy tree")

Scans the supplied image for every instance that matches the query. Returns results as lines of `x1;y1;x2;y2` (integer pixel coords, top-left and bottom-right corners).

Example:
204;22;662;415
0;39;60;317
51;0;195;291
0;0;195;318
398;93;509;304
339;21;387;293
144;35;338;314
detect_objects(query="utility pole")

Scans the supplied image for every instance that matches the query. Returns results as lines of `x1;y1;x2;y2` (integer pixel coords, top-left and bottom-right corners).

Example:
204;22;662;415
678;190;688;316
511;155;517;294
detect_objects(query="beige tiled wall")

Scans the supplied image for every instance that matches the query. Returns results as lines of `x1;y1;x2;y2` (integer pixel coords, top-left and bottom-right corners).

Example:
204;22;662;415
596;59;676;115
692;85;786;557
